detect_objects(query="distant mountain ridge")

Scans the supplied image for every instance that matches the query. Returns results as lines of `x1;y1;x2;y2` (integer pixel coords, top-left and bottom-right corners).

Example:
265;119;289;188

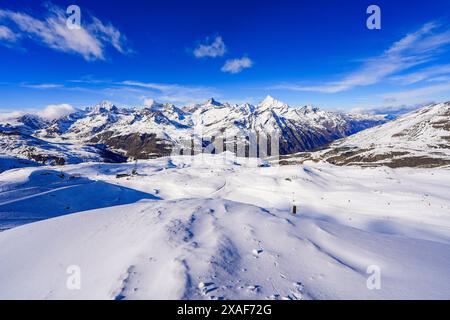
276;101;450;168
0;96;387;165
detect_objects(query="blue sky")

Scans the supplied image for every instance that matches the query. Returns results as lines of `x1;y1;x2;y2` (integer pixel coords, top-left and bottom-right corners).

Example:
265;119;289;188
1;0;450;112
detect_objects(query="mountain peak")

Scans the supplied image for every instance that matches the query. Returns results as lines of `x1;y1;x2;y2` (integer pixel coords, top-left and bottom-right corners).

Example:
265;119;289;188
88;101;118;114
259;95;286;109
204;98;223;107
97;100;115;109
144;99;170;111
301;105;320;113
143;98;158;108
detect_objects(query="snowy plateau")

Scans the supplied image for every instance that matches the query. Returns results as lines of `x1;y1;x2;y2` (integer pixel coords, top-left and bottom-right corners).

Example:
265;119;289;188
0;98;449;300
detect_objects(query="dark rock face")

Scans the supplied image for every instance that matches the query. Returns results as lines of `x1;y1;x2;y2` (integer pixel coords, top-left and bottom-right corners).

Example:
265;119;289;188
268;118;385;155
90;132;173;159
89;144;128;163
25;152;66;165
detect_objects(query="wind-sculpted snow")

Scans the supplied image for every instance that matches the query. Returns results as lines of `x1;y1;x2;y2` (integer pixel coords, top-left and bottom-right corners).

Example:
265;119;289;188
0;153;449;299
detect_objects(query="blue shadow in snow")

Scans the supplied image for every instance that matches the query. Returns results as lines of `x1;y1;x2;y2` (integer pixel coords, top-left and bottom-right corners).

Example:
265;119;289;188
0;170;161;231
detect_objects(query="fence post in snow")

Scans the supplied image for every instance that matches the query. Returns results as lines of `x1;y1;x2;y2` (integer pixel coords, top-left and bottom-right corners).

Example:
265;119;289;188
292;205;297;215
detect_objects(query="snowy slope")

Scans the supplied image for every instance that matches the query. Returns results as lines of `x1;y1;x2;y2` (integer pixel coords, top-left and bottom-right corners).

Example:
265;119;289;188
0;153;449;299
0;167;157;230
0;155;39;173
278;102;450;168
0;131;126;165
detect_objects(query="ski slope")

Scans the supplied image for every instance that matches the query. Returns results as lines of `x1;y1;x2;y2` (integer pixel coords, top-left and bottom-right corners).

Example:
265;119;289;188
0;153;449;299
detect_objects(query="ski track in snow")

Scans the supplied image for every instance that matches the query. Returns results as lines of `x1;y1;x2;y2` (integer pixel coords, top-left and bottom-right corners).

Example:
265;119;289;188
0;153;450;299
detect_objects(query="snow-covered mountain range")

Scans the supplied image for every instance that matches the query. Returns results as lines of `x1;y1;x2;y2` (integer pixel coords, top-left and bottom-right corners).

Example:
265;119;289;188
0;96;386;166
277;101;450;168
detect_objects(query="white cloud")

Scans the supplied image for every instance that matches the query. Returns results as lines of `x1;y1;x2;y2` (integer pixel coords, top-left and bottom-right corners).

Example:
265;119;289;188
382;82;450;103
39;103;76;120
89;17;130;55
193;36;226;58
121;80;215;95
121;81;178;91
8;78;219;107
0;5;130;61
21;83;62;89
120;80;218;105
0;110;26;121
157;95;207;105
276;22;450;93
0;103;76;121
0;25;17;41
428;75;450;82
221;57;253;74
142;98;155;107
390;64;450;84
350;103;428;116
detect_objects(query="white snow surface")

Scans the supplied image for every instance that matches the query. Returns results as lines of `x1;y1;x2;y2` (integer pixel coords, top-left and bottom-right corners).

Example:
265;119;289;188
0;153;449;299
